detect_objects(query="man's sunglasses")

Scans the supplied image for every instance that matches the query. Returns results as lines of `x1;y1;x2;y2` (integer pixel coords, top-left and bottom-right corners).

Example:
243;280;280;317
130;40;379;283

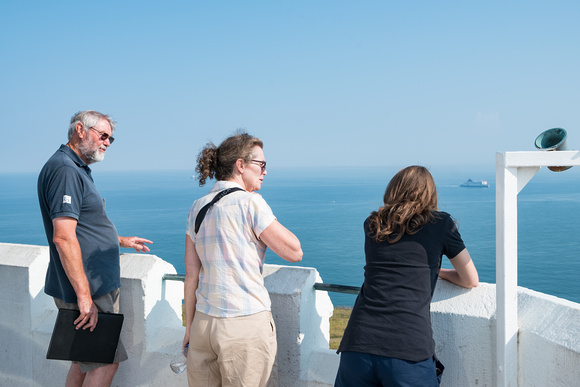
90;127;115;144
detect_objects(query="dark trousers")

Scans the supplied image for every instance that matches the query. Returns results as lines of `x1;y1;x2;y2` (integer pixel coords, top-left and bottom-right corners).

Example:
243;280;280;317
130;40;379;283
334;351;441;387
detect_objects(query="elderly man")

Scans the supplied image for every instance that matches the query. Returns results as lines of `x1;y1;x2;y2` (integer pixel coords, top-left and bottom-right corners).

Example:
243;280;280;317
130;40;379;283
38;110;152;386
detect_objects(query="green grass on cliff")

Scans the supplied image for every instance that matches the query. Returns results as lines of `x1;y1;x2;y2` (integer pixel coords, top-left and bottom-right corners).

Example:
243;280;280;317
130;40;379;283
329;306;352;350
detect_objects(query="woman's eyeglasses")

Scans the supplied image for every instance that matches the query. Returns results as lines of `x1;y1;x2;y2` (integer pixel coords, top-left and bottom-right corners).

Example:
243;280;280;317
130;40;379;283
90;127;115;144
250;160;266;171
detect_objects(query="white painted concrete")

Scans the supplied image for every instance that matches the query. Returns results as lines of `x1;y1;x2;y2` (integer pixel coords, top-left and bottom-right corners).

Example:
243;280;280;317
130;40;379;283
263;264;336;386
1;242;579;386
0;243;187;386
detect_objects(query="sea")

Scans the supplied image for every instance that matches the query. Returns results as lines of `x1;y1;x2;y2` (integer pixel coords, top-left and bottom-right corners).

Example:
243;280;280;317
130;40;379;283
1;166;579;307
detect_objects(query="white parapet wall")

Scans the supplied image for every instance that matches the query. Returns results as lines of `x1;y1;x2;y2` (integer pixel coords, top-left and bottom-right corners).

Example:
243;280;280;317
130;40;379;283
1;242;580;386
517;289;580;387
431;280;497;386
0;243;187;386
263;264;337;387
431;279;580;387
0;243;55;387
0;243;337;387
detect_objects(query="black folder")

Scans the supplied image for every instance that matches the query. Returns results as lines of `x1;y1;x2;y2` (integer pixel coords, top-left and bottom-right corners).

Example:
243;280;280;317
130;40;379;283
46;308;124;364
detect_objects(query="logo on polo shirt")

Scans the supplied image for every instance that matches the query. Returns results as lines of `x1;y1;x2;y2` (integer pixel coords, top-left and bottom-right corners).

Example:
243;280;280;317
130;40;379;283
63;195;72;204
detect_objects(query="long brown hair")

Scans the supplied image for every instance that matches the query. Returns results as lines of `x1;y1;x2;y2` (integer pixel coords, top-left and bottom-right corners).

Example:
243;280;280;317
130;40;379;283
368;166;438;243
195;130;263;186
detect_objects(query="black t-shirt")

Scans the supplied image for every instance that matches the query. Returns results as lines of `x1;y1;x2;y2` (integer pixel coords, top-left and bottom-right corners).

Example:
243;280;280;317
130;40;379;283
337;211;465;362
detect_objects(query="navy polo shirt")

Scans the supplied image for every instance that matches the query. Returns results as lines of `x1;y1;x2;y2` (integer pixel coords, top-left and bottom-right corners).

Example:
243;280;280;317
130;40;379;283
37;145;121;303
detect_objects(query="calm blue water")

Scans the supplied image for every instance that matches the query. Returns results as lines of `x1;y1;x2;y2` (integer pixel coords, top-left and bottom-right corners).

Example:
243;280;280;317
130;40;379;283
1;167;579;306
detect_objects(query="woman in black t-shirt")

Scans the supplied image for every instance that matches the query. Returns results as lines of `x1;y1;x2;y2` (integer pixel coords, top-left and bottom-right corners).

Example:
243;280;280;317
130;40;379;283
335;166;479;387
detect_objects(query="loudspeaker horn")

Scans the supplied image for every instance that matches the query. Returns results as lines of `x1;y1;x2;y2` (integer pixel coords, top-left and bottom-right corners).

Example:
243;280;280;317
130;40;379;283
534;128;572;172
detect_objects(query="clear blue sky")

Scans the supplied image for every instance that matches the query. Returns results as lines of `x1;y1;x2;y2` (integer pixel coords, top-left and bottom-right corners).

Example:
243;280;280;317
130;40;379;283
1;1;579;174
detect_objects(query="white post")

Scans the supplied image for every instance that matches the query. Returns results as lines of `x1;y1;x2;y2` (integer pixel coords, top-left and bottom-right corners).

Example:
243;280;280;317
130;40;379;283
495;150;580;386
495;154;521;387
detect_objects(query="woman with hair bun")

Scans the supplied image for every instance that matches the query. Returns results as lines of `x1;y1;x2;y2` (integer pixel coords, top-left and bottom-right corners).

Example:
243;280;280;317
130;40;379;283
182;131;303;387
335;165;478;387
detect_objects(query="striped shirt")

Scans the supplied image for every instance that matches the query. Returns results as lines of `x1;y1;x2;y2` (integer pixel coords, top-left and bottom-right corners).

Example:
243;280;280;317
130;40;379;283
186;181;276;317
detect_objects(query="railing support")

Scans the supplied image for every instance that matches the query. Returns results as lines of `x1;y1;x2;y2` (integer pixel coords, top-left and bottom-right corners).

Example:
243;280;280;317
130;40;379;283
164;274;361;296
313;283;360;294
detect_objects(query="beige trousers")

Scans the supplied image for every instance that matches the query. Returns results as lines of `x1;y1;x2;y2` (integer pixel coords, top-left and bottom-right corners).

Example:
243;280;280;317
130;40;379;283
187;310;278;387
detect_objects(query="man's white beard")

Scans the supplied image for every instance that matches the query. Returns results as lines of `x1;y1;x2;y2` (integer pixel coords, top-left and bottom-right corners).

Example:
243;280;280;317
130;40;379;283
79;138;105;164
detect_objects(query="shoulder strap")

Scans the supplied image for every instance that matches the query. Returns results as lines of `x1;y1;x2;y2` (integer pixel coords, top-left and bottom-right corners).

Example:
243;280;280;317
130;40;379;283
194;187;244;234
